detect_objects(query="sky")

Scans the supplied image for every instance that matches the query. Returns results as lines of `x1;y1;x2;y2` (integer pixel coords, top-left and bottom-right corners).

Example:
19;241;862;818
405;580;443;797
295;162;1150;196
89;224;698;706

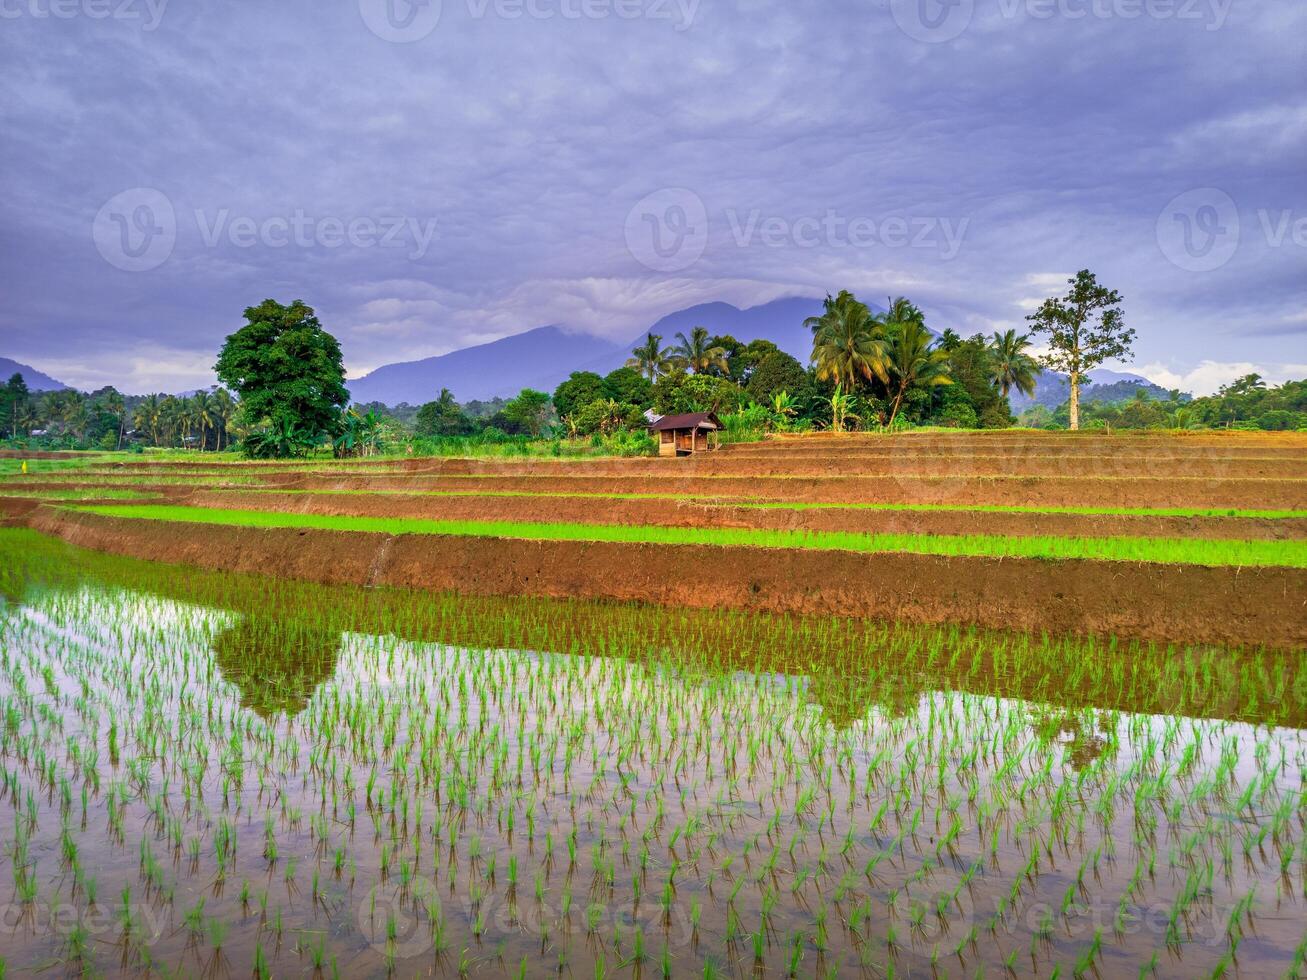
0;0;1303;396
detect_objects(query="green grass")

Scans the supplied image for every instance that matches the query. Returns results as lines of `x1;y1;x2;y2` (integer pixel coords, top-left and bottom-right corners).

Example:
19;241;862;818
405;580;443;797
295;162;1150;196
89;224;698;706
223;487;715;502
74;504;1307;567
0;488;156;501
0;455;106;476
723;500;1307;520
207;488;1307;519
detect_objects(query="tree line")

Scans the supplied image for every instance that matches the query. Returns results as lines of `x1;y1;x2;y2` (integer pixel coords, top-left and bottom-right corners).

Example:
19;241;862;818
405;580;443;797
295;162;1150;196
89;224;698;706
5;274;1301;457
0;377;238;451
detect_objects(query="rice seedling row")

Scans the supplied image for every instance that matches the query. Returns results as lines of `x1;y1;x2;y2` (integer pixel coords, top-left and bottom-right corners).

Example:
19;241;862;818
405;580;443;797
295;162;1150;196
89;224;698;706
1;530;1304;977
72;503;1307;568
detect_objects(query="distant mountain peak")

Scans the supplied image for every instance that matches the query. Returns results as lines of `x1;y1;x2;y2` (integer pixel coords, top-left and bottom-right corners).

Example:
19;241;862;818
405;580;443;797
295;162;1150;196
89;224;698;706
0;357;68;392
345;296;830;407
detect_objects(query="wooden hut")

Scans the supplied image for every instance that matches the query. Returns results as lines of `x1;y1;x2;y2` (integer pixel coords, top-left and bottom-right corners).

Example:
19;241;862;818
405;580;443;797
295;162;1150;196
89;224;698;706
649;412;722;457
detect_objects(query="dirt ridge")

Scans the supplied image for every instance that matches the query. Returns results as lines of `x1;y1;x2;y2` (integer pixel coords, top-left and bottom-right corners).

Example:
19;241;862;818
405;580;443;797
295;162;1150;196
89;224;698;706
26;507;1307;649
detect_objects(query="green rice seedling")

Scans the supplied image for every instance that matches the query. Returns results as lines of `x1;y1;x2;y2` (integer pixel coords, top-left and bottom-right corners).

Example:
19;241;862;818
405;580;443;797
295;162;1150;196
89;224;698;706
75;504;1307;568
0;525;1303;978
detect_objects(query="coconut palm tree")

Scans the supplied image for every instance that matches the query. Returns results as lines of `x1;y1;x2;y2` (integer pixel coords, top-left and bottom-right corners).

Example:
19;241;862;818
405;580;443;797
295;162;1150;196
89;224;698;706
191;390;215;451
884;319;952;427
212;388;236;451
101;389;127;450
133;394;163;447
885;296;925;329
989;329;1039;399
14;401;37;438
626;333;673;382
56;392;88;443
160;396;185;446
668;327;729;375
806;291;889;389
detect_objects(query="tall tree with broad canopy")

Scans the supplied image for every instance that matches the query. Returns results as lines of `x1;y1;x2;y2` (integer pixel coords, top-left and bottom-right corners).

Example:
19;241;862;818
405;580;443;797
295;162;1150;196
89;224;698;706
500;389;552;437
552;371;607;419
1026;271;1134;431
215;299;350;455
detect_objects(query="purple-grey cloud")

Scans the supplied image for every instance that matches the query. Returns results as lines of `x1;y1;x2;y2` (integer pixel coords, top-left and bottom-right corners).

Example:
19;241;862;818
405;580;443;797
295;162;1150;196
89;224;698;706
0;0;1302;393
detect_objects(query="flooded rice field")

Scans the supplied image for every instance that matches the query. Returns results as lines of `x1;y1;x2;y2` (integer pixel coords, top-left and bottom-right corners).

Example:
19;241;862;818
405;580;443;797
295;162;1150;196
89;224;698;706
1;528;1304;978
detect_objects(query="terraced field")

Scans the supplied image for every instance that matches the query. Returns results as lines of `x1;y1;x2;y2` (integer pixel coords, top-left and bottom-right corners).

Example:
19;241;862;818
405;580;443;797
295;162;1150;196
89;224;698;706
1;430;1305;979
2;430;1304;647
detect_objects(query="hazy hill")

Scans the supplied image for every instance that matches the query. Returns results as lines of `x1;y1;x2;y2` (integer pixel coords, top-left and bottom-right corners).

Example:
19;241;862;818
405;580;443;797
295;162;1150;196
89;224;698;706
345;298;1176;409
1010;368;1173;411
0;357;69;392
345;326;628;405
347;298;831;406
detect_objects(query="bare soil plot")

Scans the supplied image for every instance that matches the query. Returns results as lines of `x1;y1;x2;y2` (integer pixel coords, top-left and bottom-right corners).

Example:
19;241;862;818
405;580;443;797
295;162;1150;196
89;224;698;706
186;488;1307;541
30;506;1306;648
11;430;1306;647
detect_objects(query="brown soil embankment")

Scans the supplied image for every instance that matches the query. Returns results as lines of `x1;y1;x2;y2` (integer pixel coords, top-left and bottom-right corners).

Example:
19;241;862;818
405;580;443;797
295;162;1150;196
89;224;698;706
28;507;1306;649
759;431;1307;450
189;489;1307;541
90;449;1307;480
272;472;1307;509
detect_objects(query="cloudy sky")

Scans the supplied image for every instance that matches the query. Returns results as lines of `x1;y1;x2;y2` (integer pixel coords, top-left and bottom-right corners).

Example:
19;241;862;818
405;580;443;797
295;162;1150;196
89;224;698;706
1;0;1302;394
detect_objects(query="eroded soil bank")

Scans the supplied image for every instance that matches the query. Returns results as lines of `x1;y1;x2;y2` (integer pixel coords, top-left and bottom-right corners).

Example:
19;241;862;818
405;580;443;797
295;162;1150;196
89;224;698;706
27;507;1307;649
184;489;1307;541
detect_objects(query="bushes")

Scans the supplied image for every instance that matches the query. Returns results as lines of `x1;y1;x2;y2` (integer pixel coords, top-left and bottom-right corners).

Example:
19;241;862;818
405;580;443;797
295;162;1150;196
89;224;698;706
718;404;772;444
935;401;979;429
745;352;810;405
652;370;748;415
572;399;645;437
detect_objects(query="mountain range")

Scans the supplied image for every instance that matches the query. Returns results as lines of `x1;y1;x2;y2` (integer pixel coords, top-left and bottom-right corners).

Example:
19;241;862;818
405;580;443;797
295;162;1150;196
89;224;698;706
1009;368;1172;412
346;296;1169;408
344;297;829;405
5;295;1172;408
